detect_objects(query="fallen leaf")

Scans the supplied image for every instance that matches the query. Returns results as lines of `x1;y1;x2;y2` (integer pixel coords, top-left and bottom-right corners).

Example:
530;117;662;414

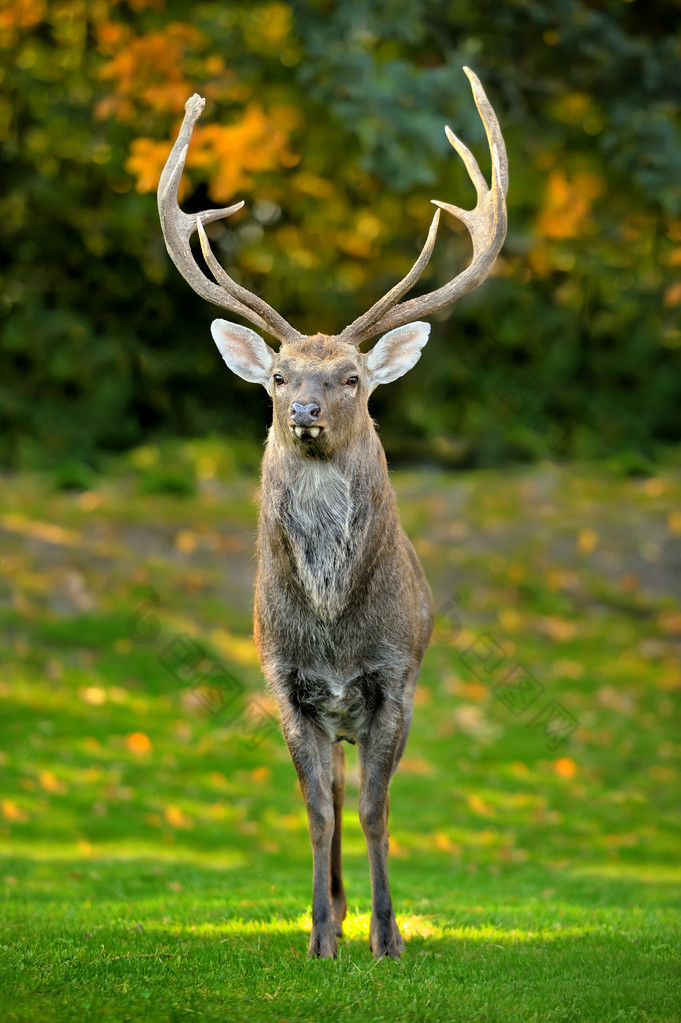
174;530;198;554
538;616;577;642
658;611;681;636
81;686;107;706
553;757;577;779
498;607;524;632
400;757;434;777
668;511;681;534
1;799;28;823
430;832;461;853
643;477;666;497
164;805;193;828
126;732;152;754
577;528;598;555
552;659;584;679
39;769;67;794
467;793;495;817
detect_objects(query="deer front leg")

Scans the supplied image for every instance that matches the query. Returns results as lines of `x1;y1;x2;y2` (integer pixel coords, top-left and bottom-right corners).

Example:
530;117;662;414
358;705;405;960
331;742;347;937
281;714;337;959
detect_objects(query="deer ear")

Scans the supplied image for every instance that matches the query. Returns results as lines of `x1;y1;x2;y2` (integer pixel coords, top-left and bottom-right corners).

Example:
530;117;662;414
211;319;275;388
366;322;430;388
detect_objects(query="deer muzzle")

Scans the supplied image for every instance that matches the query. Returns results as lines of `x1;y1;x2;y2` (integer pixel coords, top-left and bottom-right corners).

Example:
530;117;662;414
290;401;323;439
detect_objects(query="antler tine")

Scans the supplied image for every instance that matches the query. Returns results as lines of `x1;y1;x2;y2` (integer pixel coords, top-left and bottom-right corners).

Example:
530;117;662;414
158;95;303;345
344;68;508;347
195;217;306;343
337;209;441;346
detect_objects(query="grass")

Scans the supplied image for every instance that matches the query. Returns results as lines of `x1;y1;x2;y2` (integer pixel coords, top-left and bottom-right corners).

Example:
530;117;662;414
1;446;680;1022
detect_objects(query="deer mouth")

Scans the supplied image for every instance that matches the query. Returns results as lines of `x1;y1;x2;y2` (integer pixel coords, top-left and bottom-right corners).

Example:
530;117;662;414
290;425;324;440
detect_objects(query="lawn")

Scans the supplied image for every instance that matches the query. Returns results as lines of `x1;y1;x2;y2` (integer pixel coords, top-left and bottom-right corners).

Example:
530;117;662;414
1;445;680;1022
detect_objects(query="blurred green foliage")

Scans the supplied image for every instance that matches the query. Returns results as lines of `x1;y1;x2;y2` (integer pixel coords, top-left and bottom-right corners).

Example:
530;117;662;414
1;0;679;470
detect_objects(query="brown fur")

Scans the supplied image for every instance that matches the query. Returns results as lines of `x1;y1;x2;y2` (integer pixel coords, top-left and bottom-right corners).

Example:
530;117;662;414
253;333;433;959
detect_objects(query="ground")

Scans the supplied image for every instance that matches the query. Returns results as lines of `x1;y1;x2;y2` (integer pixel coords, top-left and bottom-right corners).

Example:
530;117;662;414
1;447;680;1022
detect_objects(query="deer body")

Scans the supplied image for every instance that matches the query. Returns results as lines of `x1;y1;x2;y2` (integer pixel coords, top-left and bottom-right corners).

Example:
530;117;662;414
158;69;507;959
243;329;434;957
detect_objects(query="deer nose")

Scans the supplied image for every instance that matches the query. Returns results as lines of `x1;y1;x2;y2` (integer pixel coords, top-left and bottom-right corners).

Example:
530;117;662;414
290;402;321;427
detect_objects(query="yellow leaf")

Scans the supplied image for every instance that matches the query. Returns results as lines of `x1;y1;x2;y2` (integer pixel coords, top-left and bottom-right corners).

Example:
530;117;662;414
174;529;198;554
81;686;106;706
577;528;598;555
0;513;80;547
388;836;409;858
210;628;259;667
39;769;66;794
658;668;681;691
467;793;495;817
430;832;461;853
164;805;193;828
1;799;28;822
498;607;524;632
668;511;681;534
399;757;434;777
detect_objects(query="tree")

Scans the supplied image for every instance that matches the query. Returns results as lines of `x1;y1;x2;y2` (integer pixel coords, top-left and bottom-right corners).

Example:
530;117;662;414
1;0;679;469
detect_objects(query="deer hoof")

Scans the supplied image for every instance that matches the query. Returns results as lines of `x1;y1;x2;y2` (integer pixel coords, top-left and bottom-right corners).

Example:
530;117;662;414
307;928;337;959
370;925;403;960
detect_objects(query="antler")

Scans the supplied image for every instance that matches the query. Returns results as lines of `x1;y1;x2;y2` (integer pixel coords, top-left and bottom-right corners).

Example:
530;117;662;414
157;94;303;345
337;67;508;347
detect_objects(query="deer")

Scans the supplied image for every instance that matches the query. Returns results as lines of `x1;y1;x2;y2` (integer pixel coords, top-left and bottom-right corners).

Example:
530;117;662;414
158;67;508;960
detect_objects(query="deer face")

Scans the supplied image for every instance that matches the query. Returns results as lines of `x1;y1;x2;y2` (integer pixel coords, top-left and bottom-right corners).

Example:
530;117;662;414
211;320;430;457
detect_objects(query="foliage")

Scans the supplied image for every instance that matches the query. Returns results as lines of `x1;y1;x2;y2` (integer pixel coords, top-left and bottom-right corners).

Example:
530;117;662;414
0;0;679;468
1;459;681;1019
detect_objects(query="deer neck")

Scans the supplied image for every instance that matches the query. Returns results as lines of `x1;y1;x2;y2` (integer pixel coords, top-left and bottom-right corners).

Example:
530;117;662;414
259;423;393;617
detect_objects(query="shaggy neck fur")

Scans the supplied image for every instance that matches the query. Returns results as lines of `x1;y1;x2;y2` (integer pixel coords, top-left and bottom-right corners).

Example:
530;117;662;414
261;423;390;619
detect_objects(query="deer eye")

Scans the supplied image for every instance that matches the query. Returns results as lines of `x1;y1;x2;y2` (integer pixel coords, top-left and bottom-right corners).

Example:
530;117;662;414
273;374;286;386
346;375;359;387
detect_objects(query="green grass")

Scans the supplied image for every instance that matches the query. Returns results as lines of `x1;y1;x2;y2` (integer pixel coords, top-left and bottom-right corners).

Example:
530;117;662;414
1;449;680;1022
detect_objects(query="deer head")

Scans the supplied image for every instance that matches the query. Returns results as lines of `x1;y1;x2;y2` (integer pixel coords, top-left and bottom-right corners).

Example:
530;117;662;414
157;68;508;457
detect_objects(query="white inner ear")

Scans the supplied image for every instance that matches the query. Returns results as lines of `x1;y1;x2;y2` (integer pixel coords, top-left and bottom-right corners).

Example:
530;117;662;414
366;321;431;389
210;319;275;388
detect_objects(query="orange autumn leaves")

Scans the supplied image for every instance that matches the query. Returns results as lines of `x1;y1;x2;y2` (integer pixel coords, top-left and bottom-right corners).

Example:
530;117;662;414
538;168;603;242
96;23;205;123
530;165;605;277
95;9;298;200
127;103;297;201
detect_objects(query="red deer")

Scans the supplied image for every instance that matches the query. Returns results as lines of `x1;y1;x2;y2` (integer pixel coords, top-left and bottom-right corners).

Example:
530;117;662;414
158;67;507;959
